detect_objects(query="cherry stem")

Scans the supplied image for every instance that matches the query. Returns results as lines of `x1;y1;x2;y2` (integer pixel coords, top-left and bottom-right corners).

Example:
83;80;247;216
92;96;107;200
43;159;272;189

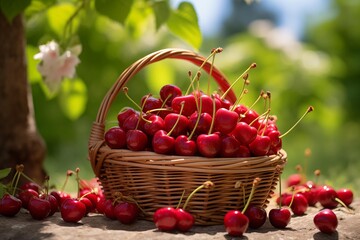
287;186;296;209
335;197;355;215
185;48;222;96
275;165;283;209
75;168;80;199
167;102;185;136
207;96;216;135
235;181;246;206
45;176;50;196
61;170;73;192
314;169;321;186
135;94;150;130
207;52;216;95
183;181;214;210
123;87;142;111
239;90;265;120
242;178;261;214
176;190;186;209
113;192;147;215
188;96;203;140
280;106;314;138
221;62;256;101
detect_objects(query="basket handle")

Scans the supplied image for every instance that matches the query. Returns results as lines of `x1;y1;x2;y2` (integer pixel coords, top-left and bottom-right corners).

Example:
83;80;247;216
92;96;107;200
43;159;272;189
88;48;236;176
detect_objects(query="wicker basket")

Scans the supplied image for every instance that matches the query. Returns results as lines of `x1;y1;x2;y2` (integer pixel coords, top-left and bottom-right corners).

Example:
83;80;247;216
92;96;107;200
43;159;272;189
88;48;287;225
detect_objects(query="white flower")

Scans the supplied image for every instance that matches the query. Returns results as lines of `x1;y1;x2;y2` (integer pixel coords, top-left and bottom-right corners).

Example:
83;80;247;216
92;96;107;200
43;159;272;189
34;41;81;93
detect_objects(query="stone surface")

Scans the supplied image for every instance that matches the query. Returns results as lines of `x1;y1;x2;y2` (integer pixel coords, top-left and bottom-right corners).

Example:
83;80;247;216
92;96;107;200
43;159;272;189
1;199;359;240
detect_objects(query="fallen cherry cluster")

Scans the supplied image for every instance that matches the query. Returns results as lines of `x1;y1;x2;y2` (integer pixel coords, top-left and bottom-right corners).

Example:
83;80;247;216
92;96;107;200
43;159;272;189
105;48;313;158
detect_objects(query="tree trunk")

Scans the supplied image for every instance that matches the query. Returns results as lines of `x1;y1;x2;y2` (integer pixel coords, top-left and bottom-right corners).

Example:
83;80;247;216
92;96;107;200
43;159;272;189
0;12;46;185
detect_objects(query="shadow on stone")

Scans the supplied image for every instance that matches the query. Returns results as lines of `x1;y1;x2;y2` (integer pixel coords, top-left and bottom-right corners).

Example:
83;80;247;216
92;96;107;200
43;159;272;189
313;231;339;240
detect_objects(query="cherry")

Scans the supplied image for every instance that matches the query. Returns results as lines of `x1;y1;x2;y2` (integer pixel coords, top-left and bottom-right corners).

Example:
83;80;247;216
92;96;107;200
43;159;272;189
28;196;51;220
117;107;136;128
164;113;189;137
143;115;165;136
220;135;240;158
197;132;221;157
188;111;212;135
249;135;271;156
236;145;251;158
18;188;39;209
103;199;117;220
122;112;142;132
286;173;302;187
79;190;98;210
336;188;354;206
20;182;41;193
175;135;197;156
80;196;94;215
95;195;107;214
105;126;127;149
313;209;338;234
317;186;338;209
0;194;22;217
60;198;87;223
50;190;71;207
160;84;182;106
114;202;139;224
285;193;308;216
198;94;221;116
152;130;175;154
43;194;59;216
126;129;148;151
276;192;292;207
269;208;291;229
214;108;238;134
141;95;163;113
231;121;257;145
153;207;177;231
244;205;267;229
171;94;196;117
224;210;249;237
174;208;194;232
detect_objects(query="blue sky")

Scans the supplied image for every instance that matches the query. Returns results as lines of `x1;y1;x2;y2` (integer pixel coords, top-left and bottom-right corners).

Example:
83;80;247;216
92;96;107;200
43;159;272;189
171;0;331;39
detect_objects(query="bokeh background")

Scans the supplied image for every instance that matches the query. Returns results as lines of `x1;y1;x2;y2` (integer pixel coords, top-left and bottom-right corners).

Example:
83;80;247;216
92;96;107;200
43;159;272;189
24;0;360;194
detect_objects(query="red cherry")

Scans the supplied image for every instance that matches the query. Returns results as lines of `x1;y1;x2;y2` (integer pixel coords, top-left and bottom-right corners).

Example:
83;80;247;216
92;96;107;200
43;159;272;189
143;115;165;136
314;209;338;234
249;135;271;156
160;84;182;106
105;126;127;149
0;194;22;217
223;210;249;237
244;205;267;229
174;208;195;232
103;199;117;220
114;202;139;224
174;135;197;156
285;194;308;216
44;194;59;216
20;182;41;193
269;208;291;229
198;94;221;115
214;108;238;134
152;130;175;154
317;186;338;209
231;122;257;145
141;95;163;113
80;197;94;215
164;113;189;137
18;188;39;209
188;111;212;135
126;129;148;151
196;132;221;157
153;207;177;231
220;135;240;157
171;95;196;117
117;107;136;128
286;173;302;187
276;192;292;206
60;198;87;223
28;196;51;220
236;145;251;158
95;195;107;214
336;188;354;206
122;112;144;132
50;190;71;207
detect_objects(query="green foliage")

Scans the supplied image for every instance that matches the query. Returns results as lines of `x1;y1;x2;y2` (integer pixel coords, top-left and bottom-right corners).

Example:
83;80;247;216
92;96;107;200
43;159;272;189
167;2;202;50
0;0;31;22
0;168;11;180
59;78;87;120
151;0;170;30
95;0;134;25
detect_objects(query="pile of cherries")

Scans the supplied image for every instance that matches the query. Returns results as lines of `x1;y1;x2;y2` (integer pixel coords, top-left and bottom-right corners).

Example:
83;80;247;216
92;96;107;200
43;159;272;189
104;48;306;158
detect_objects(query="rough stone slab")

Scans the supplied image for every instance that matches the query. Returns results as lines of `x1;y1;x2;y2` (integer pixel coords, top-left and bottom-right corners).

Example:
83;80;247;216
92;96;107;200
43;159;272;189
1;200;359;240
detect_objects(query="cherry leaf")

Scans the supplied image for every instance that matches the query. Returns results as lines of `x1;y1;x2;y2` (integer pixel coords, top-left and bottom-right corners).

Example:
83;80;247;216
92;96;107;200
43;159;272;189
151;0;170;30
166;2;202;50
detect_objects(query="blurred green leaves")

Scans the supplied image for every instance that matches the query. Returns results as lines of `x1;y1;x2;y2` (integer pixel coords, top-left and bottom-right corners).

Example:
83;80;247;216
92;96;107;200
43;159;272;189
95;0;134;25
167;2;202;50
59;78;87;120
0;0;31;22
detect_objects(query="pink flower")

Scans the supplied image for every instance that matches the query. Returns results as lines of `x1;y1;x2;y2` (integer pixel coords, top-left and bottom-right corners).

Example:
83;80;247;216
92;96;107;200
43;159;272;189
34;41;81;93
